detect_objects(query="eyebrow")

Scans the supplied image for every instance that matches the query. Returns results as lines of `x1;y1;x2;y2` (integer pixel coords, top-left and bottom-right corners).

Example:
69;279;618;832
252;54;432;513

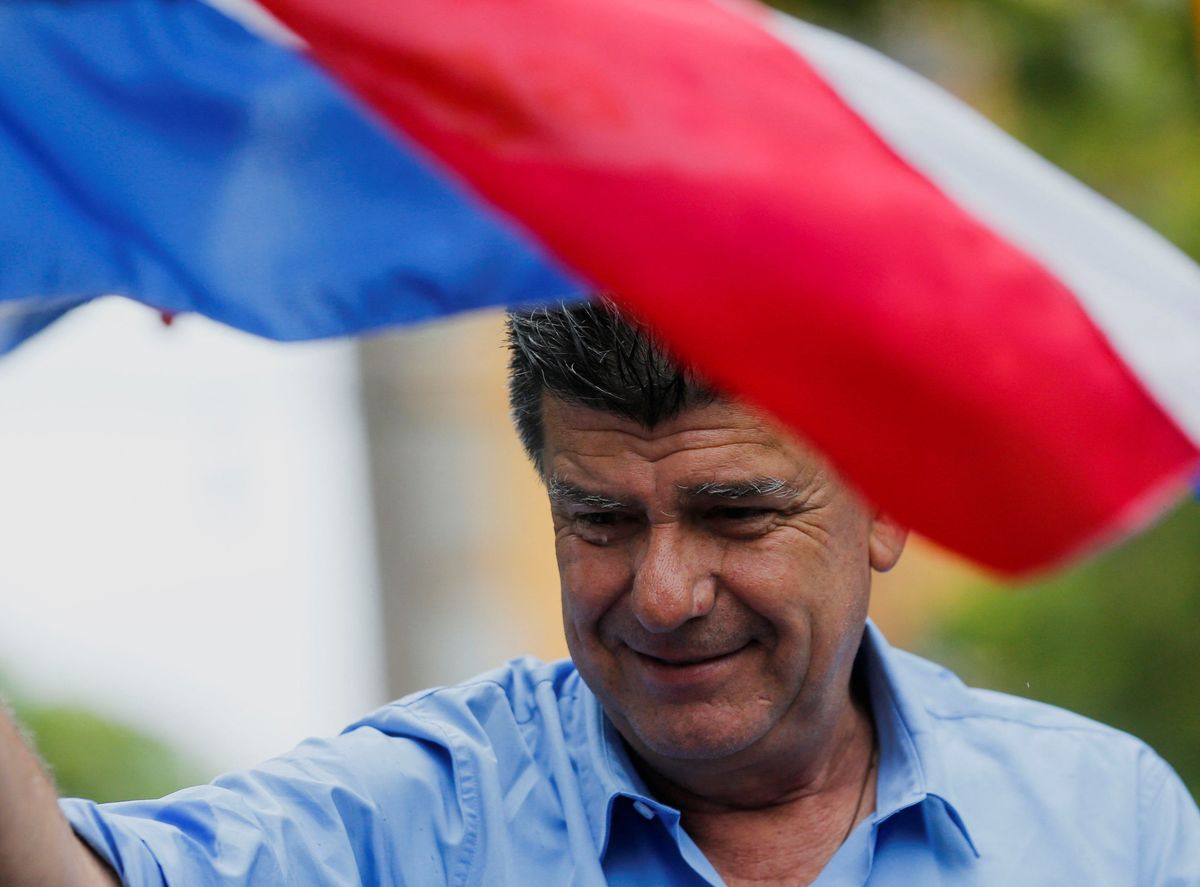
547;474;803;510
547;476;631;510
679;477;803;501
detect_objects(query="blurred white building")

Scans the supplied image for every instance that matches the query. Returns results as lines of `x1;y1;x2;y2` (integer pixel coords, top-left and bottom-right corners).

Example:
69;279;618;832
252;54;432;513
0;298;386;774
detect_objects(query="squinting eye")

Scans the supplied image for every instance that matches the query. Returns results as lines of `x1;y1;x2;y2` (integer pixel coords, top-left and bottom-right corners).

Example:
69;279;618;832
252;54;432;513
571;510;640;545
577;512;624;526
710;507;773;521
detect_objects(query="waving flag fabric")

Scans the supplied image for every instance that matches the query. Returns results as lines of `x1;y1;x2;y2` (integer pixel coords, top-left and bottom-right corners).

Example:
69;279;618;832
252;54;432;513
2;0;1199;574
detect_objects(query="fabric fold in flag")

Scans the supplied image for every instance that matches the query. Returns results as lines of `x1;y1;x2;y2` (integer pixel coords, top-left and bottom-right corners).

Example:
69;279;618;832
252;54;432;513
2;0;1198;574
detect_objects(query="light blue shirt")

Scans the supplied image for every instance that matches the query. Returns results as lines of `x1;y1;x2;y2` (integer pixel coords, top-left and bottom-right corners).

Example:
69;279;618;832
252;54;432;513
62;623;1200;885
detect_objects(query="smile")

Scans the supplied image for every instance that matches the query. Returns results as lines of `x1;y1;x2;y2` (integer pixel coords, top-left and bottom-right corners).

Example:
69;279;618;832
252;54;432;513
628;644;750;695
639;649;740;667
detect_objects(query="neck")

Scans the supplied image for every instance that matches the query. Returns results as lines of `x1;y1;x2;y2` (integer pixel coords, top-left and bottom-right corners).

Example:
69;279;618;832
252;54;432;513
626;679;878;887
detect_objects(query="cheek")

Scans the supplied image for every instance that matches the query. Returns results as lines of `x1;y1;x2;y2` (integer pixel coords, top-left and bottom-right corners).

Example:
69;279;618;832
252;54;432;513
718;540;814;619
736;530;871;665
556;539;632;630
716;534;867;651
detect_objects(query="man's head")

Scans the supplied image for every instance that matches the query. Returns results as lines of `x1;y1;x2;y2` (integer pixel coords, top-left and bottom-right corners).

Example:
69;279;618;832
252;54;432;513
506;301;906;768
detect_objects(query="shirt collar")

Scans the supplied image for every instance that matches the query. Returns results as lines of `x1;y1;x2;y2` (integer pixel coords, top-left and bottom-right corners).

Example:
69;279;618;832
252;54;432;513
576;682;680;858
572;620;979;861
862;620;979;858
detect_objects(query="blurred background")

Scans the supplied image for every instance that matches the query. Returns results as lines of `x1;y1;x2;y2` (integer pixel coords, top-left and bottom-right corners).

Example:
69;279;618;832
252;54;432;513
1;0;1196;803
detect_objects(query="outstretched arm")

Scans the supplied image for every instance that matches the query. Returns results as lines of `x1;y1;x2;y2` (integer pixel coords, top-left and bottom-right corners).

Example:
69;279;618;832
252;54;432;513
0;707;118;887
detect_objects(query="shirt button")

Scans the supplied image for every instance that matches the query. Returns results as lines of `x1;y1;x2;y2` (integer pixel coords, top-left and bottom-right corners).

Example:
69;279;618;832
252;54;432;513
632;800;656;820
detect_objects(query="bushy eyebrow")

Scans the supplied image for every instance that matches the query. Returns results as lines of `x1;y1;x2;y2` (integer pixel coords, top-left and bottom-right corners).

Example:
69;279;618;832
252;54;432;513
547;474;802;511
679;477;802;501
547;476;630;510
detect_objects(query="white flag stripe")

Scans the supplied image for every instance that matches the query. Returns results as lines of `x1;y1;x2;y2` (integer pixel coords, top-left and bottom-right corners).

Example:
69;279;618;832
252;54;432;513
203;0;303;45
772;13;1200;448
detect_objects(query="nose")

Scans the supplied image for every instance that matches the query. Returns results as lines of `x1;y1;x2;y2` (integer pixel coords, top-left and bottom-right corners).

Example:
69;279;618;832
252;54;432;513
630;525;716;633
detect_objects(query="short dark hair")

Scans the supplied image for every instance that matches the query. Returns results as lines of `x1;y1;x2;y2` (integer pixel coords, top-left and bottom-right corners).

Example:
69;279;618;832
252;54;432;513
506;300;720;471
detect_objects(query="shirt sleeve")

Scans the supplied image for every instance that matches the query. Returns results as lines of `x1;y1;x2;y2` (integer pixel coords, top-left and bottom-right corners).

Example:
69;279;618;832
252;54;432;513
59;723;469;887
1136;746;1200;886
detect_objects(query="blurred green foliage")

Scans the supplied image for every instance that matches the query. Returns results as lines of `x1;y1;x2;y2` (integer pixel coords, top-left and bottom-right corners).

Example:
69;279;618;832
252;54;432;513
773;0;1200;795
7;693;200;802
778;0;1200;255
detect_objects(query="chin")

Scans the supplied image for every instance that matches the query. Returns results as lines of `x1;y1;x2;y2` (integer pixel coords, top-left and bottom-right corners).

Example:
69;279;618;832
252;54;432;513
627;706;768;762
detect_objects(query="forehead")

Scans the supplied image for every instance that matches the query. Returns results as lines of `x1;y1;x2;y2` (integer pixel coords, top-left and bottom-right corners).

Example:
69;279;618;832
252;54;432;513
540;395;828;494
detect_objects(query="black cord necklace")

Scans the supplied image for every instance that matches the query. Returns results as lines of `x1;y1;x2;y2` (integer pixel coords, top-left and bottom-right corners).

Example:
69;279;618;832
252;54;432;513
839;746;878;847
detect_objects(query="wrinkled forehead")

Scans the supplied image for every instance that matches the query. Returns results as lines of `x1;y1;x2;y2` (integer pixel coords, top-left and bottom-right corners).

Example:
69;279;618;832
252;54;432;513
539;394;837;500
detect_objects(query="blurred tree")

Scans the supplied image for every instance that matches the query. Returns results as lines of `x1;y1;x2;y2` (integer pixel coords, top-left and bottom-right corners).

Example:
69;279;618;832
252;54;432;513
779;0;1200;256
772;0;1200;797
7;695;200;803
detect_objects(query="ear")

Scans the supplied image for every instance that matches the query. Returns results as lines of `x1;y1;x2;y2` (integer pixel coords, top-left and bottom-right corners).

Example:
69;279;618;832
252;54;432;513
867;512;908;573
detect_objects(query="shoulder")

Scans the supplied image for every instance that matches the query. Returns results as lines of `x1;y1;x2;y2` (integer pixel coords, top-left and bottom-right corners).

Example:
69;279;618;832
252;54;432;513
890;645;1137;736
883;645;1200;878
351;656;585;740
887;645;1186;829
333;658;596;883
888;644;1155;774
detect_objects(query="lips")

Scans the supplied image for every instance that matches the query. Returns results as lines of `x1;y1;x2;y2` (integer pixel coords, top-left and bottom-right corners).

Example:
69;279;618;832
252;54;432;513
625;643;750;696
635;648;741;667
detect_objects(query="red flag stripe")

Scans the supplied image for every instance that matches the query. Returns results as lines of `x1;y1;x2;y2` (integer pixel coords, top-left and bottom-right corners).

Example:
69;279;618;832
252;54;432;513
776;14;1200;451
259;0;1200;573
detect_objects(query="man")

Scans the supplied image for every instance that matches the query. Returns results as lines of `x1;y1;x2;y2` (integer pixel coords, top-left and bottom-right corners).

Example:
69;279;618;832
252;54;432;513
2;301;1198;885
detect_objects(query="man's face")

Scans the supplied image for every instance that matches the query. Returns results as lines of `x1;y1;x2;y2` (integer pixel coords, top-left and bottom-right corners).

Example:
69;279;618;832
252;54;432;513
542;395;904;764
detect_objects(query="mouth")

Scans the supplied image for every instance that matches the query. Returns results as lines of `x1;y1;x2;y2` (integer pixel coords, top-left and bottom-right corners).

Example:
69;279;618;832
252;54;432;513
627;643;750;694
635;648;742;667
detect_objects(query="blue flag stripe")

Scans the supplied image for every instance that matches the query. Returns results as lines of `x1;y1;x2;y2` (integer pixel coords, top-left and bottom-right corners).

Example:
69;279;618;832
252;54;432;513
0;0;585;352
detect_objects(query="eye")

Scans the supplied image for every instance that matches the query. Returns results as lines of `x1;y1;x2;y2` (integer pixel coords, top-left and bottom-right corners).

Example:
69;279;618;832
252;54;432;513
577;511;625;526
704;505;777;537
709;506;773;521
571;510;640;544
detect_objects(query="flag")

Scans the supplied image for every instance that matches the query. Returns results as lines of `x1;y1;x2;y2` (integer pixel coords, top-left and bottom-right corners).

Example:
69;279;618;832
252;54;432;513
2;0;1198;574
